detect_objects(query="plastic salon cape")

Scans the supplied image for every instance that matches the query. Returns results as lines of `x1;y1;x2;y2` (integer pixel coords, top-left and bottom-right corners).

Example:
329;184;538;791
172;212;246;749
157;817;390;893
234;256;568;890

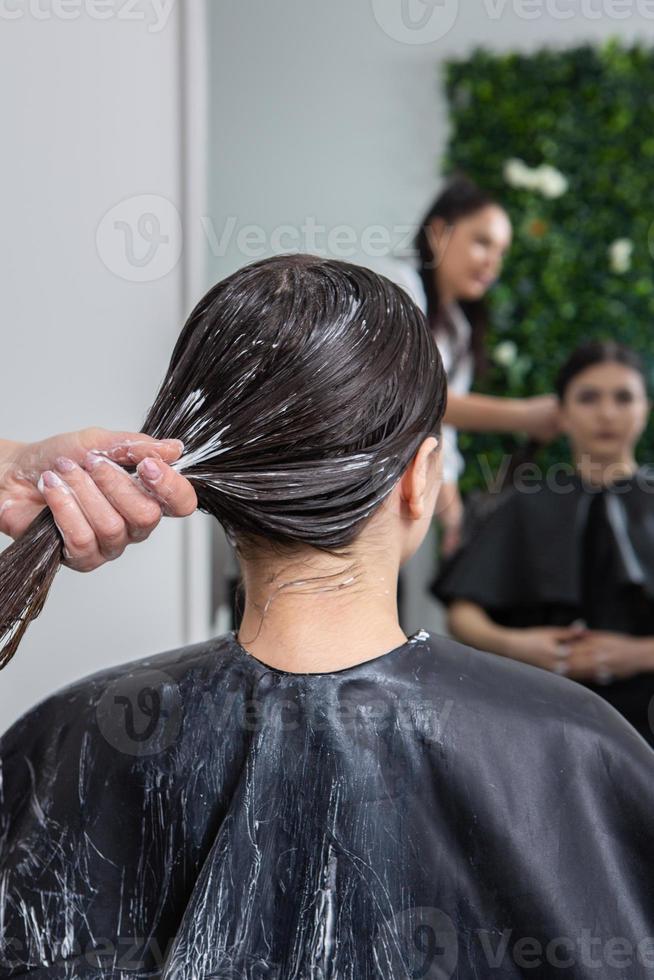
2;627;654;979
432;467;654;747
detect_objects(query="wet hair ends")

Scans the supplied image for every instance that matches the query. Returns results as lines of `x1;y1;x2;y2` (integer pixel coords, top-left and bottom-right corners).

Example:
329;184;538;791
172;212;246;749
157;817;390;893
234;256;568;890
0;510;61;668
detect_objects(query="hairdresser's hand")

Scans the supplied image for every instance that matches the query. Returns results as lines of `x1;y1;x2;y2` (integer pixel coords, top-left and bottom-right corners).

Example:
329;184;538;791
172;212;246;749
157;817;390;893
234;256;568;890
519;395;562;443
0;428;197;571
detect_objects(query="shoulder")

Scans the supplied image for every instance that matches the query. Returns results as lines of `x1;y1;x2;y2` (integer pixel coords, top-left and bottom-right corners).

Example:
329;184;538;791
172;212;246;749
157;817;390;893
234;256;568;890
0;632;240;762
467;482;567;525
455;485;523;546
415;630;653;759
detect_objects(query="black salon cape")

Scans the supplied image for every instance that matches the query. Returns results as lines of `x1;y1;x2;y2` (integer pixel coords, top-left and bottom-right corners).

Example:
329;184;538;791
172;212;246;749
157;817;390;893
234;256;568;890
2;629;654;979
432;467;654;745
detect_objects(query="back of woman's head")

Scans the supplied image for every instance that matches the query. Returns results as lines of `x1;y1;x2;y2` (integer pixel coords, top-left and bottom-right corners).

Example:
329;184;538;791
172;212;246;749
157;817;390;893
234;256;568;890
0;253;447;666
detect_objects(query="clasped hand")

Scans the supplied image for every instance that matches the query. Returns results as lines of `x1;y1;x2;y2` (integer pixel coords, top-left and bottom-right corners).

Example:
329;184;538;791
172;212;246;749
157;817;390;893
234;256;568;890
514;624;649;683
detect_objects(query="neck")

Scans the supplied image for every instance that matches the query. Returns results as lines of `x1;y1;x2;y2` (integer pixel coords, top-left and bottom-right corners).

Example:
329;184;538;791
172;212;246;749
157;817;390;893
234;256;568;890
235;551;407;673
573;450;638;486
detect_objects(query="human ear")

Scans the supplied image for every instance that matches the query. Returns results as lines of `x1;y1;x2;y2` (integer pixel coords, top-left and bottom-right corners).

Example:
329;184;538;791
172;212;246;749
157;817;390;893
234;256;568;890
401;436;439;520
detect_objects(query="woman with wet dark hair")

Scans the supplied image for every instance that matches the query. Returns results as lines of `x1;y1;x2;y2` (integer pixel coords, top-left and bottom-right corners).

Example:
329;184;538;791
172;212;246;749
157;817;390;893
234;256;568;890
435;340;654;746
1;262;654;978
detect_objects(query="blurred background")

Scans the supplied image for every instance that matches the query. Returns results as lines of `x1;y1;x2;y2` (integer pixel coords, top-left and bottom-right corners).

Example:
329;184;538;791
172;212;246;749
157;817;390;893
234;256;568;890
3;0;654;726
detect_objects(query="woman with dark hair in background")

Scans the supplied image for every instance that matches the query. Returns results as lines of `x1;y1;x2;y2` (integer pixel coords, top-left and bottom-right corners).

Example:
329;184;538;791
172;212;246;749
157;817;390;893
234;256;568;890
435;341;654;747
1;261;653;978
389;175;562;634
394;176;560;546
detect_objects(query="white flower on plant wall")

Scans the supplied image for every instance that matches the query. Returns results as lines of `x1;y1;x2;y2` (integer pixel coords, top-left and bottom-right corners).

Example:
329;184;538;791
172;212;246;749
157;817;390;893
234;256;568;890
503;159;534;189
537;165;568;199
493;340;518;367
503;158;568;199
608;238;633;274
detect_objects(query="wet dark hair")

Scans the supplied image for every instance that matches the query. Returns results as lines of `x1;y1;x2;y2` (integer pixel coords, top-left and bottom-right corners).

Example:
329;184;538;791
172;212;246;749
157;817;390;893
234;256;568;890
414;172;506;378
555;341;648;400
0;254;447;668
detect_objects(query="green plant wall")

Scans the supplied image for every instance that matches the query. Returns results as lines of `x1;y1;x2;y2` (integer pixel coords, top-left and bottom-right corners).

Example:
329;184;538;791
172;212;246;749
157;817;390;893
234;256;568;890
442;40;654;494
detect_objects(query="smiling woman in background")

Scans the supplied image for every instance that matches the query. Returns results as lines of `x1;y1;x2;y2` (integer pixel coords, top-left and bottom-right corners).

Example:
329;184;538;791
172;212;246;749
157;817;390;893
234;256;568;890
388;175;561;634
434;341;654;747
391;174;560;552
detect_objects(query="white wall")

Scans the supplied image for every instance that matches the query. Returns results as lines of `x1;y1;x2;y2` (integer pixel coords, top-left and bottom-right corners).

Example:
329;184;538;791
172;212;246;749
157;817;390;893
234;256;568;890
205;0;654;634
0;0;191;728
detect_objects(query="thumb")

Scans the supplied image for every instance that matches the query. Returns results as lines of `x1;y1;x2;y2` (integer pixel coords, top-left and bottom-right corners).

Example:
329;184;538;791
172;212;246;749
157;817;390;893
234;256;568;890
77;428;185;465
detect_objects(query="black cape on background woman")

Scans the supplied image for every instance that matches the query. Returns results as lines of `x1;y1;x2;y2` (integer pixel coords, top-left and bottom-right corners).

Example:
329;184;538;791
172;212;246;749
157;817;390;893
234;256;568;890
1;628;654;978
433;466;654;745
